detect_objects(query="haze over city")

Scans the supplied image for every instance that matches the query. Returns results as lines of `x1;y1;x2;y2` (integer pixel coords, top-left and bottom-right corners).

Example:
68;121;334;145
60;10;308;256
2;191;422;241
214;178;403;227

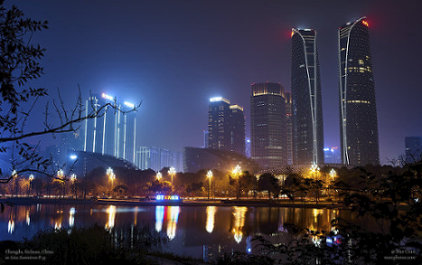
15;0;422;164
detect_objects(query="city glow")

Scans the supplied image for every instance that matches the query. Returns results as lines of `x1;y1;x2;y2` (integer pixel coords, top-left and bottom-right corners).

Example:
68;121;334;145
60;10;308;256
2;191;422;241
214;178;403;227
124;101;135;109
209;97;230;104
155;206;164;232
206;206;217;233
101;93;113;101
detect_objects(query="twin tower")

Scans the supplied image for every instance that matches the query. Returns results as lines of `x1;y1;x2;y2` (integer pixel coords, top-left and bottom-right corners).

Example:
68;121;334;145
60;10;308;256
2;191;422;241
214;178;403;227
290;16;379;167
209;17;379;169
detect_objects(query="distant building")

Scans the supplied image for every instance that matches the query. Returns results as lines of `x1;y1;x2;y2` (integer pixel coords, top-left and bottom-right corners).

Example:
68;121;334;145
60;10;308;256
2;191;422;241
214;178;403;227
323;146;341;164
250;82;287;169
81;93;138;164
203;130;209;148
136;146;183;172
291;28;324;166
338;17;379;166
207;97;245;155
184;147;259;173
405;137;422;163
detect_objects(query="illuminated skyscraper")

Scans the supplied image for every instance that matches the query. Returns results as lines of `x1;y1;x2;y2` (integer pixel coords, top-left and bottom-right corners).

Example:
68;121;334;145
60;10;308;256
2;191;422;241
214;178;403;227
338;17;379;166
82;93;138;164
207;97;245;155
283;91;293;165
291;28;324;166
250;82;287;169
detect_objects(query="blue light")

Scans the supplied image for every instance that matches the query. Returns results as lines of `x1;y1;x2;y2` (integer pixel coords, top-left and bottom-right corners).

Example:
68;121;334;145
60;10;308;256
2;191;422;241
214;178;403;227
156;195;164;201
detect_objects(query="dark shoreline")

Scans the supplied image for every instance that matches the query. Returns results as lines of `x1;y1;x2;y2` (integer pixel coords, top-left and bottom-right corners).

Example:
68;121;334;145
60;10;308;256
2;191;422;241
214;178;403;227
0;197;345;209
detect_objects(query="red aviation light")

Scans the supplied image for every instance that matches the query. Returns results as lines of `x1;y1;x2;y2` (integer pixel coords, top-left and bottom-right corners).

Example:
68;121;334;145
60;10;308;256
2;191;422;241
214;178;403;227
291;30;295;38
362;20;369;27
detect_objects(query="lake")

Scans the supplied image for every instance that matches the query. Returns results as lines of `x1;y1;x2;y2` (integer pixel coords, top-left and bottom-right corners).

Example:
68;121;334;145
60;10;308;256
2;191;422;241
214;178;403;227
1;204;343;260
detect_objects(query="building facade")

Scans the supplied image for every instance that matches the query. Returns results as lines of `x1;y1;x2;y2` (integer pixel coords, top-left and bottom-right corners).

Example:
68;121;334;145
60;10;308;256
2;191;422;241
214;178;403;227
405;137;422;163
291;28;324;166
250;82;287;169
81;93;138;164
284;91;293;165
136;146;183;172
338;17;379;166
207;97;245;155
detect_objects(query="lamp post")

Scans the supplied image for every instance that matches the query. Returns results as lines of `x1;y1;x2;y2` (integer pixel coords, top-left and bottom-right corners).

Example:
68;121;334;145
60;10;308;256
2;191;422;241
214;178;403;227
28;174;34;196
168;167;176;186
57;169;65;198
232;165;242;199
106;167;116;197
206;170;213;200
156;172;162;181
70;174;77;198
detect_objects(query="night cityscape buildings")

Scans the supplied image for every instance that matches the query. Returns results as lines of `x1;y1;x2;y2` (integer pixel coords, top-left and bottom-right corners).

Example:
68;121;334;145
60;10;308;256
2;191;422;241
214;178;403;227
250;82;287;169
405;137;422;163
136;146;183;172
207;97;245;155
291;28;324;167
338;17;379;166
82;93;138;164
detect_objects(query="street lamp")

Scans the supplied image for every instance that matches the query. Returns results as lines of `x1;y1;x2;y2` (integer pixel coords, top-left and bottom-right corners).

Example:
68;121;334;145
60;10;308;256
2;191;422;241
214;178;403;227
206;170;213;200
106;167;116;196
28;174;34;196
168;167;176;186
57;169;65;198
231;165;242;199
156;172;162;181
70;174;77;198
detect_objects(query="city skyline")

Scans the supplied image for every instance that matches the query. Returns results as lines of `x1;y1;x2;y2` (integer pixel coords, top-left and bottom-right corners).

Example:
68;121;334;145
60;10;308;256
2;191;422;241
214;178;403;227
15;0;422;165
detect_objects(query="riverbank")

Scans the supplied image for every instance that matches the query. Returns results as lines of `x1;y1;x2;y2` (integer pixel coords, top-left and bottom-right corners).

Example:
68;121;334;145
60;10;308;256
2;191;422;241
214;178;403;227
0;197;345;209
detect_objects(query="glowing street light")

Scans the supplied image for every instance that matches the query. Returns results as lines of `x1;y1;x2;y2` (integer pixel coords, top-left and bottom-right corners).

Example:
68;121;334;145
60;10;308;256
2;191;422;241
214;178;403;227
124;101;135;109
70;174;77;182
231;165;242;199
168;167;176;185
329;169;337;180
206;170;213;200
106;167;116;195
156;172;162;181
28;174;34;181
69;154;78;161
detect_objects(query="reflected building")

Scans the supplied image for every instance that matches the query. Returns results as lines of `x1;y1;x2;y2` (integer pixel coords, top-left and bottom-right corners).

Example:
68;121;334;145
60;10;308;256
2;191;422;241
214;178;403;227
291;28;324;166
250;82;287;169
338;17;379;166
166;206;180;240
105;205;116;231
155;206;165;232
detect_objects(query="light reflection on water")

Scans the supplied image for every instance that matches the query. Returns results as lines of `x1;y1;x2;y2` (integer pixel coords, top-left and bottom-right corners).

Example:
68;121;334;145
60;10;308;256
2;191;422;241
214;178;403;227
2;204;346;258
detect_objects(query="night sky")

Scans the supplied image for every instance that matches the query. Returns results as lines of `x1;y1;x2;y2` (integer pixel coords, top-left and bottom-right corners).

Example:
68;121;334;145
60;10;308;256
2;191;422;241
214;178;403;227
15;0;422;164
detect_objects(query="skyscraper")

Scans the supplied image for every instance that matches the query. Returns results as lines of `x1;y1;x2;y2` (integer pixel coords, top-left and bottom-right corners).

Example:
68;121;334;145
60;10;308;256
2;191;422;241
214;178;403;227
250;82;287;169
207;97;245;155
291;28;324;166
338;17;379;166
283;91;294;165
82;93;138;164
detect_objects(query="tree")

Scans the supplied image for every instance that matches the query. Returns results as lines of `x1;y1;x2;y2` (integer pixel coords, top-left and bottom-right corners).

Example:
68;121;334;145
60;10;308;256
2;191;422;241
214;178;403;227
0;1;140;186
257;173;280;199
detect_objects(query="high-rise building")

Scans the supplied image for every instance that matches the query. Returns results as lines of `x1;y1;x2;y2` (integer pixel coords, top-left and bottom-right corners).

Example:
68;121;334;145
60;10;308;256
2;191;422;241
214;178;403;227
81;93;138;164
338;17;379;166
323;146;341;164
250;82;287;169
136;146;183;172
283;91;293;165
291;28;324;166
405;137;422;163
207;97;245;155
